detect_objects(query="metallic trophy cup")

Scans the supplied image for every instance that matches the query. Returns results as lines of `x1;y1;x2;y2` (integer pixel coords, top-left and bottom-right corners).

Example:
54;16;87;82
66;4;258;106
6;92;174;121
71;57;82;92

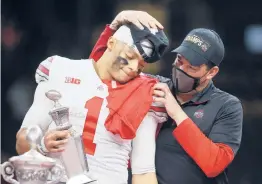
45;90;96;184
1;125;63;184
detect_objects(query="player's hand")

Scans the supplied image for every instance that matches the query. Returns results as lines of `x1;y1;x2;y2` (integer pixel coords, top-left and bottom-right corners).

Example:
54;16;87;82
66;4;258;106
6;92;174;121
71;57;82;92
110;10;164;30
43;130;70;153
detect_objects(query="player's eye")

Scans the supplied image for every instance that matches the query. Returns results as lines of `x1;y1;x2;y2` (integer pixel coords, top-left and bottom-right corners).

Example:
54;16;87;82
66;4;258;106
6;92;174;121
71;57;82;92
125;51;135;60
125;54;133;60
121;58;129;65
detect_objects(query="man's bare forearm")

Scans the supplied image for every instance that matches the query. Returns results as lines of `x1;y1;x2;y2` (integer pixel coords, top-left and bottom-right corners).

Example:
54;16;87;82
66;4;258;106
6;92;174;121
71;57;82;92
16;128;31;155
132;172;158;184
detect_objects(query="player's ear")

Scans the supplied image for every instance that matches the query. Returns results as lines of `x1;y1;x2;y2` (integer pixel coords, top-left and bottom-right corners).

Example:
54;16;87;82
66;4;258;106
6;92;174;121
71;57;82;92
107;37;117;51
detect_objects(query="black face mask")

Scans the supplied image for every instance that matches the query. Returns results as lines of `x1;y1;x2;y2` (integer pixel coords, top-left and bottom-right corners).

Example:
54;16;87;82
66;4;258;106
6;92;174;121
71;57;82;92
128;23;169;63
172;67;207;93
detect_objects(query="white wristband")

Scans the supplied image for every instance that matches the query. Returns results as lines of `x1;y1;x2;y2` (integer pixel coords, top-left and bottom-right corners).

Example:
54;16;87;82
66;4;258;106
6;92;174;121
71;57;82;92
37;144;46;155
37;136;49;155
40;136;49;153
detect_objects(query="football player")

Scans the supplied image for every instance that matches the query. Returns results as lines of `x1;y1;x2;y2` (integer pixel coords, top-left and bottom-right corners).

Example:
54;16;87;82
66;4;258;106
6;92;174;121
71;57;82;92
16;11;169;184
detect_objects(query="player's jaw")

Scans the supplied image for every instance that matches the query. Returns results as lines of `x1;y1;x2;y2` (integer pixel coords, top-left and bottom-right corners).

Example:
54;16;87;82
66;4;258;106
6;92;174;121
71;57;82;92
110;67;138;84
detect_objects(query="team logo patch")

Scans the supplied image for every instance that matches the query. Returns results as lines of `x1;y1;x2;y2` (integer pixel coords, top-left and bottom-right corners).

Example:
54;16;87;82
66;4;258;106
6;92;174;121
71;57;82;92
194;109;204;119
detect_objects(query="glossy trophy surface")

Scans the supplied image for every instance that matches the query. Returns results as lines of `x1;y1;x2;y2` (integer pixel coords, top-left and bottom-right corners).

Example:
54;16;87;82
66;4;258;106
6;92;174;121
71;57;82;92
1;125;63;184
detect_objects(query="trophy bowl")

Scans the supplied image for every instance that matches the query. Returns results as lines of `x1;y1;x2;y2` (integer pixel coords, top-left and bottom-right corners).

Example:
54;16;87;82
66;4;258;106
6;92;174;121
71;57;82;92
1;125;63;184
2;150;63;184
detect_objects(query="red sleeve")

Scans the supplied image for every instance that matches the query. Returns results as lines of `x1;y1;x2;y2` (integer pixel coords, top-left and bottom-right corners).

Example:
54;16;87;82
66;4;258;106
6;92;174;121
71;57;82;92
89;25;115;62
172;118;234;178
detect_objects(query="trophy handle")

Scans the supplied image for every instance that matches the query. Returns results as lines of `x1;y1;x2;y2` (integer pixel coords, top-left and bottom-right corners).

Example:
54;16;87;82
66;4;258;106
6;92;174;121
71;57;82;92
47;164;64;184
1;162;19;184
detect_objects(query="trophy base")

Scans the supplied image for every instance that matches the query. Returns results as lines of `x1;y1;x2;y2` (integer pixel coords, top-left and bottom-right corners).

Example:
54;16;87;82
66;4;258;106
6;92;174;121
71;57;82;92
66;174;96;184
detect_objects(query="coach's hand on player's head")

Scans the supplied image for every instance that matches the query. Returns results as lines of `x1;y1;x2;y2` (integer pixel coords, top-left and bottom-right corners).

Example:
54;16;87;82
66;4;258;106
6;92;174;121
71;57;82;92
110;10;164;30
43;130;70;153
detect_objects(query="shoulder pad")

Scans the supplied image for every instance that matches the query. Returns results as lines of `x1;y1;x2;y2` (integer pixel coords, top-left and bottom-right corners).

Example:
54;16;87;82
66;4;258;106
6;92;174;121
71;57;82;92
35;56;57;84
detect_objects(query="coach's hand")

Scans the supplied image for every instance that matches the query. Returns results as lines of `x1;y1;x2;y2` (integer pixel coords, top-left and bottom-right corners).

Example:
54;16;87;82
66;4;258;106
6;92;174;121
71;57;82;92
153;83;188;125
110;10;164;30
43;130;70;153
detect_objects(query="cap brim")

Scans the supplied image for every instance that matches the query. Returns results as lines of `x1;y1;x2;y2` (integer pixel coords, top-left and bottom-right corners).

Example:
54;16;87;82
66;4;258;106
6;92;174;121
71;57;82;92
172;45;208;66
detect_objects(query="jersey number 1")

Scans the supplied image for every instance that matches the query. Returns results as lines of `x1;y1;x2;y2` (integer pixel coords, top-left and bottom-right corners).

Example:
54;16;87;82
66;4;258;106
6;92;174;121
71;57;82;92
83;97;104;155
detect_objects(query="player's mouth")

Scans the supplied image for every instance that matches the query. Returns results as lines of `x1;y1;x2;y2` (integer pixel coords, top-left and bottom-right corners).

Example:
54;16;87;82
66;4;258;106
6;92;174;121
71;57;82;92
121;69;131;78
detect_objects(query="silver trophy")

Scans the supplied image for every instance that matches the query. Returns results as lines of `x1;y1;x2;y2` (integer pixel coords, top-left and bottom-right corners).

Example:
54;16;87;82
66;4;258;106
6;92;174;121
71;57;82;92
1;125;63;184
45;90;96;184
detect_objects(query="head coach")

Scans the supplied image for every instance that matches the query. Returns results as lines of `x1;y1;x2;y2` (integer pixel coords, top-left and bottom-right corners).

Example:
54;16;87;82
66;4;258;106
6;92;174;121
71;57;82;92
153;28;243;184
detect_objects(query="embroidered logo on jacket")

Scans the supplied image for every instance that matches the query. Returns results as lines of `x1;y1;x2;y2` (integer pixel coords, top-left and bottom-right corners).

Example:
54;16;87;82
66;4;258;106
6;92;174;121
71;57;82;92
194;109;204;119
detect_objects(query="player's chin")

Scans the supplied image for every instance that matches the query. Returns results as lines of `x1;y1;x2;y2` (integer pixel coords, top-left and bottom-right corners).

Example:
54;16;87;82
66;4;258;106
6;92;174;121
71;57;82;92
115;74;135;84
116;76;132;84
112;69;138;83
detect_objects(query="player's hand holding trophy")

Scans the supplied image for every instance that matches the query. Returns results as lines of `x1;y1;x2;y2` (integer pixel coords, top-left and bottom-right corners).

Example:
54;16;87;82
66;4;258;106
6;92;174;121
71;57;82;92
45;90;95;184
1;90;95;184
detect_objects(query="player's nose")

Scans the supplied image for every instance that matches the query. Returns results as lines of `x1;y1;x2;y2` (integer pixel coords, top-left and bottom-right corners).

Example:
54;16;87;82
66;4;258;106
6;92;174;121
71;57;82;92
127;60;139;74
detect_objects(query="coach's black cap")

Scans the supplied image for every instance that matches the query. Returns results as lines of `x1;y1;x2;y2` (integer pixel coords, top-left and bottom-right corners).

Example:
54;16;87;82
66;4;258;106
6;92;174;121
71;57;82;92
172;28;225;66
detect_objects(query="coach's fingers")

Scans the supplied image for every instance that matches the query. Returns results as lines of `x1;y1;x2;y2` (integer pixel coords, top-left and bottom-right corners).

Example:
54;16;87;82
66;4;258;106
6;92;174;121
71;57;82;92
153;83;170;94
139;20;151;30
138;11;163;29
153;89;166;98
148;18;163;30
153;96;166;104
131;19;144;30
153;18;164;29
148;20;158;30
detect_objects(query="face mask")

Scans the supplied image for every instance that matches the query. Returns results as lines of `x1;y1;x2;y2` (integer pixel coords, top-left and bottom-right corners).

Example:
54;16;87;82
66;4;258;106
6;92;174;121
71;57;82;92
172;67;208;93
